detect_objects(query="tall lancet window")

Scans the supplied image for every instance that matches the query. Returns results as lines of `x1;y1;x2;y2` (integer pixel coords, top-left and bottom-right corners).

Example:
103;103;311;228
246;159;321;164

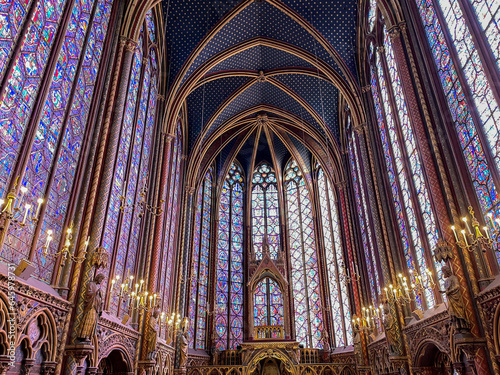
215;162;244;350
158;122;183;317
368;25;442;309
348;129;381;305
188;168;212;349
103;13;159;316
413;0;500;260
317;166;352;347
253;278;284;331
252;162;280;259
0;0;115;282
285;158;323;348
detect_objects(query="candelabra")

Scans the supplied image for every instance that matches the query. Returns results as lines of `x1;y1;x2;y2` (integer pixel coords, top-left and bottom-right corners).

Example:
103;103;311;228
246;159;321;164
341;261;361;284
384;269;435;307
42;224;89;265
0;180;44;232
119;185;163;217
451;206;497;254
110;273;158;313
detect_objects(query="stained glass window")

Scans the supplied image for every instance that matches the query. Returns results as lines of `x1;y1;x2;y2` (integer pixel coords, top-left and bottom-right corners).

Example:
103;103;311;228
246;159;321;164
188;168;212;350
367;0;377;31
99;17;158;312
252;162;280;259
215;162;244;350
348;133;381;303
0;0;36;81
253;278;284;332
0;0;115;282
317;167;352;346
414;0;500;262
468;0;500;69
285;158;323;348
0;0;68;197
159;123;182;317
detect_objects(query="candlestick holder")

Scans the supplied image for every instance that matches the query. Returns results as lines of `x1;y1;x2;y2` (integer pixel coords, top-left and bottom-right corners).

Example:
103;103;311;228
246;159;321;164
341;261;360;284
0;178;44;233
119;186;163;217
451;206;496;255
42;224;88;266
110;273;157;314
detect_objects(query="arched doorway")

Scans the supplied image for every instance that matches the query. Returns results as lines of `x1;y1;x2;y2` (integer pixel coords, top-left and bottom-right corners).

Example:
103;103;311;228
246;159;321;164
97;349;131;375
251;357;292;375
413;342;452;375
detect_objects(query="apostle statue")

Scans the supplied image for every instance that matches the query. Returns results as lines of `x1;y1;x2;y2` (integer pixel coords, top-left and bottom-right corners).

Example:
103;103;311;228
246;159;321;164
382;301;398;355
440;264;470;333
179;318;189;368
77;273;105;342
146;308;160;359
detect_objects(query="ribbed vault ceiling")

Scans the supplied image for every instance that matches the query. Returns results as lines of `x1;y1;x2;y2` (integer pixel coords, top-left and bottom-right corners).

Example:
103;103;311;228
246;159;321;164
162;0;360;186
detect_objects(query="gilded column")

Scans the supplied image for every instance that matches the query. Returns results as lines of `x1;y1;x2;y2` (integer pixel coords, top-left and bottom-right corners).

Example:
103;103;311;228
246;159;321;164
138;132;173;364
338;184;368;366
174;186;196;373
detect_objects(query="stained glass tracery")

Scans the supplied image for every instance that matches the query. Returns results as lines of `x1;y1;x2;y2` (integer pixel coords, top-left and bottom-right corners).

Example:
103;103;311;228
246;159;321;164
253;277;284;331
252;162;280;259
317;167;352;347
414;0;500;263
0;0;115;282
285;158;323;348
188;168;212;349
215;161;244;350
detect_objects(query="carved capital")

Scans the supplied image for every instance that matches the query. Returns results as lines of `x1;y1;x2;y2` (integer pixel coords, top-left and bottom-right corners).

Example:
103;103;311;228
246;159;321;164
185;186;195;195
353;123;367;134
362;85;371;93
125;38;138;52
22;359;35;375
119;36;128;48
377;46;385;54
41;361;57;375
157;94;165;102
335;180;347;190
0;355;11;375
387;26;401;40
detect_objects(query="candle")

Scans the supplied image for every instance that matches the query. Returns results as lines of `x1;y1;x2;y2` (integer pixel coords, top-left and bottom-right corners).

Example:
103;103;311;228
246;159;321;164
149;295;153;308
22;204;31;224
451;226;459;242
484;226;490;239
139;279;144;293
153;293;157;306
35;198;43;219
122;180;127;197
0;199;4;211
496;218;500;229
488;213;495;227
120;283;125;297
83;236;89;254
463;217;472;234
135;283;139;293
45;235;53;250
19;186;27;207
461;229;469;246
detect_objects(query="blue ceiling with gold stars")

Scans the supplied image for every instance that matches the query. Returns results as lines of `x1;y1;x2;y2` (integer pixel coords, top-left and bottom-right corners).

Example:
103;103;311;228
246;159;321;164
163;0;359;174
